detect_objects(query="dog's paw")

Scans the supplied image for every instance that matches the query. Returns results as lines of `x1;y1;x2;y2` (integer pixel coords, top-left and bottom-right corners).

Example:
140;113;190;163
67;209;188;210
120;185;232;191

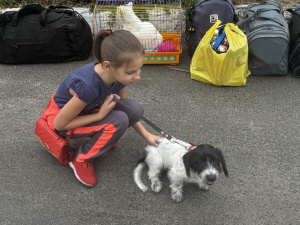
199;183;209;191
171;191;183;203
151;181;162;193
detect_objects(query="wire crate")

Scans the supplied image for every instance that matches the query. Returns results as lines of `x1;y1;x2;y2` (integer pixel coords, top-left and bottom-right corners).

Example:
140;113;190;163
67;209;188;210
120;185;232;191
93;0;183;65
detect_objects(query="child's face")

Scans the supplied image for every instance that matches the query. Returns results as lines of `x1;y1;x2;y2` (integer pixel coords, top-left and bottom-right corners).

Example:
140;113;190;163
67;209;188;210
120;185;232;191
112;55;144;86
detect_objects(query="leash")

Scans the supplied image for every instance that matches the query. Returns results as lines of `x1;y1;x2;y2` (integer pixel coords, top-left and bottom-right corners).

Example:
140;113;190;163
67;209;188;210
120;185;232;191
112;98;196;150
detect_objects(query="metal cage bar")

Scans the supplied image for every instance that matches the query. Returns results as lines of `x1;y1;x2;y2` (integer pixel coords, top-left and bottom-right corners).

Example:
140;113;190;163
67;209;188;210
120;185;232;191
93;0;183;64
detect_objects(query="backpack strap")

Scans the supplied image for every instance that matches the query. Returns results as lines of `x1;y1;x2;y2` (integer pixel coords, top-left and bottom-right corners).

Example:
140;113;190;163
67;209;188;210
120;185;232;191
188;4;196;32
233;14;239;23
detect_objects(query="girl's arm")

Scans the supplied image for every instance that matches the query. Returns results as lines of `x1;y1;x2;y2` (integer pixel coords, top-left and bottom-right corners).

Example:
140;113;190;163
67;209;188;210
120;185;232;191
54;91;119;131
117;87;126;98
118;88;161;146
132;121;162;147
117;87;161;146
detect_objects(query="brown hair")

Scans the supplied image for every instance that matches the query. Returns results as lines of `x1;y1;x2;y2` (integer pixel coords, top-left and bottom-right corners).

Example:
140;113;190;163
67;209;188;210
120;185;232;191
93;29;145;68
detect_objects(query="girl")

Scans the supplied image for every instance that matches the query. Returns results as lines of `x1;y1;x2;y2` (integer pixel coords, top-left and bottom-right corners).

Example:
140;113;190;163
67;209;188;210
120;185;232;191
41;29;161;187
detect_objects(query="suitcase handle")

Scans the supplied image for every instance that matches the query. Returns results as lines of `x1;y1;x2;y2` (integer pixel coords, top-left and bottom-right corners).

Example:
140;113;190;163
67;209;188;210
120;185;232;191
48;6;74;11
11;4;74;27
39;6;75;26
11;4;45;26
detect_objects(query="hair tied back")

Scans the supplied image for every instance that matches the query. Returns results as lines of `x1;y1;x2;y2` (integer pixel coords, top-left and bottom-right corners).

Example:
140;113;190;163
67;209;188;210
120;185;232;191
102;29;112;38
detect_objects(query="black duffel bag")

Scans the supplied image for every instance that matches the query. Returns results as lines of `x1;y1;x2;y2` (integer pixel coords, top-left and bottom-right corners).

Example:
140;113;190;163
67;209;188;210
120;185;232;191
287;5;300;77
0;4;93;64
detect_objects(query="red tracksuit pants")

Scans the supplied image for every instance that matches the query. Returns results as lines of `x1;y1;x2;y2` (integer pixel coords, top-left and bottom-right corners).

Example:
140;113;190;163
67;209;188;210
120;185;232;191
42;94;144;162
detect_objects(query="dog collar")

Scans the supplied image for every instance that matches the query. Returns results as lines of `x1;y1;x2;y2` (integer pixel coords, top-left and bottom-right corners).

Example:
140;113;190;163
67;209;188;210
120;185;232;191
188;142;198;152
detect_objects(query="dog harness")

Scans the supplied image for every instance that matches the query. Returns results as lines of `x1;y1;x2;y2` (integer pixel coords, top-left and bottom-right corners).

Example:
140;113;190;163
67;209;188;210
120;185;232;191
188;142;198;152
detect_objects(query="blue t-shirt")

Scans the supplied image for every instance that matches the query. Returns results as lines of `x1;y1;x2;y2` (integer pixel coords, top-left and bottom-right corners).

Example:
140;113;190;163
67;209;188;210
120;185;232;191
54;62;126;113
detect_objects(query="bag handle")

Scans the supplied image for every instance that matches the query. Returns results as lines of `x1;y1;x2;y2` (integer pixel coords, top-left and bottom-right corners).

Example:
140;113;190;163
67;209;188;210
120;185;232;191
254;14;286;27
48;6;74;10
236;0;284;27
11;4;45;26
39;10;47;26
285;8;300;19
236;8;285;28
247;0;283;12
39;6;75;26
47;5;74;15
225;23;247;44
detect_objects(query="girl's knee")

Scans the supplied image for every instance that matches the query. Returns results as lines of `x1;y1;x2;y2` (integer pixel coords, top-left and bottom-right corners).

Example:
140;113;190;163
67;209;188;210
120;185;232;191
114;99;144;126
126;100;144;126
121;98;144;116
111;111;129;131
132;100;144;116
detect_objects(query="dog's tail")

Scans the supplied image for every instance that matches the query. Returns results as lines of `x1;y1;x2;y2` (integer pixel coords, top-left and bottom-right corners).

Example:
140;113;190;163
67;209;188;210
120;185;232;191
133;157;148;192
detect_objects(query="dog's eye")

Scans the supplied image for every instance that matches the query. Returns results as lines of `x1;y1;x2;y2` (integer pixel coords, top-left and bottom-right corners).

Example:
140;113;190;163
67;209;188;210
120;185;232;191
211;161;222;172
215;164;222;172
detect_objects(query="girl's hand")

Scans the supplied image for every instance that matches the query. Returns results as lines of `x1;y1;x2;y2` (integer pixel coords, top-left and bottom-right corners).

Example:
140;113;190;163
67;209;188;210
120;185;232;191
132;121;162;147
145;133;163;147
98;94;120;119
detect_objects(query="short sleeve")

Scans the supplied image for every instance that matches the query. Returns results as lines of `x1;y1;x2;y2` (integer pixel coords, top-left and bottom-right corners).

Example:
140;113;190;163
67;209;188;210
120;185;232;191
116;82;126;92
69;78;97;104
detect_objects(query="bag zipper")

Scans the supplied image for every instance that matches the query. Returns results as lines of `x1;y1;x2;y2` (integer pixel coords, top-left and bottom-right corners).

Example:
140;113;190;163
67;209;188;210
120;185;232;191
247;25;289;43
248;23;286;33
289;42;300;63
248;31;289;43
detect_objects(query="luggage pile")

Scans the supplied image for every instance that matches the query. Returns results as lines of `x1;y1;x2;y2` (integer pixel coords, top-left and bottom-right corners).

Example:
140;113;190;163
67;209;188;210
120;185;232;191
188;0;300;86
1;1;300;79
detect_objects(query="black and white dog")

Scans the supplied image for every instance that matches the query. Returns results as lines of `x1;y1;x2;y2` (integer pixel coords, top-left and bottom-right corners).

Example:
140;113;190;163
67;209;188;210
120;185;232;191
134;139;228;202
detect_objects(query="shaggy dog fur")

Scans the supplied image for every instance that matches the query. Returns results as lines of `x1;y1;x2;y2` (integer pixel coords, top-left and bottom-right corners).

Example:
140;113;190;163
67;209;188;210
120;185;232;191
134;138;228;202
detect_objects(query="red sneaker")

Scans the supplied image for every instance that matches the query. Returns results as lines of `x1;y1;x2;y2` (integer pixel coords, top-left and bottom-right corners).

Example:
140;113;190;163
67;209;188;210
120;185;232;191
69;159;96;187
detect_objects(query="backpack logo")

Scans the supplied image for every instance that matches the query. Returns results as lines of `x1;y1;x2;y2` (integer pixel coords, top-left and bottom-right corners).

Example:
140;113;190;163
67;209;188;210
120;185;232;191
210;14;218;23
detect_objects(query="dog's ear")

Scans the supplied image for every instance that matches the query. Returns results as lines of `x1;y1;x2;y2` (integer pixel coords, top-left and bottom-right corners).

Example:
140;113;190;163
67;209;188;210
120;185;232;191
183;151;192;177
215;148;228;177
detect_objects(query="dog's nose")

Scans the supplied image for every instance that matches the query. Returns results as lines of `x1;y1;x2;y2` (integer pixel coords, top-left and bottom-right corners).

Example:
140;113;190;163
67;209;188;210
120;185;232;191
206;174;216;182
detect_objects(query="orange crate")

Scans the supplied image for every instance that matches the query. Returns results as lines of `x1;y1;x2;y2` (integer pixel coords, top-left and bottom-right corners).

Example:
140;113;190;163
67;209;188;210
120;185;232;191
144;33;182;65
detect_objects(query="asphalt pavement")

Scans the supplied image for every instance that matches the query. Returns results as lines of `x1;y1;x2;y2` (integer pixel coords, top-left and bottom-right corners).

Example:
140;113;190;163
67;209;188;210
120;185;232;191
1;43;300;225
